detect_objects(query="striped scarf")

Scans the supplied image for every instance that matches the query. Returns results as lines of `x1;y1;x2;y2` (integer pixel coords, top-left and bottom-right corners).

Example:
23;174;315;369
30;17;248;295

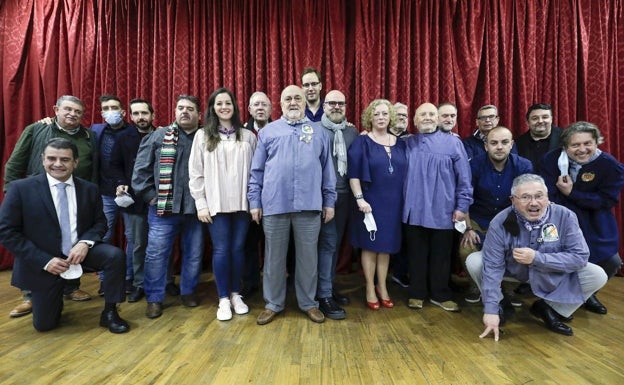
157;123;179;215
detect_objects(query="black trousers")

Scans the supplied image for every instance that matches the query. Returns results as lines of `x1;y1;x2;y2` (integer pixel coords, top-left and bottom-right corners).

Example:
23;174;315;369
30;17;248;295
404;225;454;301
31;243;125;332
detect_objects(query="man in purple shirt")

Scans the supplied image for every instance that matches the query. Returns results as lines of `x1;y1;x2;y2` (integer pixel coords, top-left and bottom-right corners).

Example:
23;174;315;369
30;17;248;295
467;174;607;339
248;85;337;325
403;102;473;312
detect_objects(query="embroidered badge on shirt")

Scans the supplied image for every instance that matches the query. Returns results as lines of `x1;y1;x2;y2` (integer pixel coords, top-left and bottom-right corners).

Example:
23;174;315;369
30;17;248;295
541;223;559;242
302;125;314;134
581;172;595;182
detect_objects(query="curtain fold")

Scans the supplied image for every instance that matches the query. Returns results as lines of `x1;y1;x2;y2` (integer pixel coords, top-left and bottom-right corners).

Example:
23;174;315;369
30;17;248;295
1;0;623;269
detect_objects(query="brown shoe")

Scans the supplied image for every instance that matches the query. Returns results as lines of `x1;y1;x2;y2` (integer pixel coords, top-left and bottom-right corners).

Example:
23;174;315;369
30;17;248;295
305;308;325;323
181;294;199;307
64;289;92;302
9;300;32;318
256;309;278;325
146;302;163;319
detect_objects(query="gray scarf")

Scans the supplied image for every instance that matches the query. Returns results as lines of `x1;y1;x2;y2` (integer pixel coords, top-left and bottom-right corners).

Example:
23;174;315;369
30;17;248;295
321;114;347;176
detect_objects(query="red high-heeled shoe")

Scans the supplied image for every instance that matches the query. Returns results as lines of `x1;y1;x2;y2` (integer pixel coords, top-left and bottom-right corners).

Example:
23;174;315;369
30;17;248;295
375;286;394;308
366;299;380;310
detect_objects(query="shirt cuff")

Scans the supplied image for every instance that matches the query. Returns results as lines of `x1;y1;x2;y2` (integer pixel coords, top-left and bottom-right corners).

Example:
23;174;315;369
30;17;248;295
79;240;95;248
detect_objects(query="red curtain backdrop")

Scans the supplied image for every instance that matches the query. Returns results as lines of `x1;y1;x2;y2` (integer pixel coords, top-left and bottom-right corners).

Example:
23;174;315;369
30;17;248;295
1;0;623;268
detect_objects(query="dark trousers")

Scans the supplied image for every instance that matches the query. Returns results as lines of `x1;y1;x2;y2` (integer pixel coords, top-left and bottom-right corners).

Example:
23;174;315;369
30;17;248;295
405;225;454;301
242;221;264;290
31;243;125;332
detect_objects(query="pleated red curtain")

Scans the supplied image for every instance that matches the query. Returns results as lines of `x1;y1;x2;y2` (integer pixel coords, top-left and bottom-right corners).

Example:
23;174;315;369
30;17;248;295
1;0;623;268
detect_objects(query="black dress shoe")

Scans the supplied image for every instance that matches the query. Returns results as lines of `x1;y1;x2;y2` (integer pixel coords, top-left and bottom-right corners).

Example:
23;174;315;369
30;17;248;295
127;287;145;303
584;294;607;314
146;302;163;319
332;290;350;305
99;309;130;334
530;299;573;336
318;297;346;320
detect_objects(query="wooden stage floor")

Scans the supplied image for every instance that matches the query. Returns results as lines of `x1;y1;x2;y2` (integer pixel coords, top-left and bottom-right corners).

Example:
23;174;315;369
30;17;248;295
0;269;622;385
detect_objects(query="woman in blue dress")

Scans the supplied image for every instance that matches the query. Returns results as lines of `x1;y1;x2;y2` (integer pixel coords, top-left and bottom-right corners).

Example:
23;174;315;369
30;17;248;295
348;99;407;310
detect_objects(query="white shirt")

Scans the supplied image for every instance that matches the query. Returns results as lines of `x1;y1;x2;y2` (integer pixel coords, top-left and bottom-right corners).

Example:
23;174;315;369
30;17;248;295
47;173;78;247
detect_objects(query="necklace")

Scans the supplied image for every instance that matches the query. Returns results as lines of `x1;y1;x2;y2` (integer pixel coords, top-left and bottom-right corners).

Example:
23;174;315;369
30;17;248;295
218;125;235;139
371;131;394;174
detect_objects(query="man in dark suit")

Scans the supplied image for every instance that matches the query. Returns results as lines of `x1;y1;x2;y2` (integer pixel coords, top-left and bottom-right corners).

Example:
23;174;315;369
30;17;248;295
0;138;129;333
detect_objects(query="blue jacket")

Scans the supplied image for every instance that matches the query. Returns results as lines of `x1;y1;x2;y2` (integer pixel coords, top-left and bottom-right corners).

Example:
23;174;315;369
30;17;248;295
539;149;624;263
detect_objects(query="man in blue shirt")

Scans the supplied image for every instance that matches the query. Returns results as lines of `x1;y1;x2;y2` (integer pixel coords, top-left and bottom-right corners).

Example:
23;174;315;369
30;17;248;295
463;105;517;161
460;126;533;303
301;67;324;122
248;85;337;325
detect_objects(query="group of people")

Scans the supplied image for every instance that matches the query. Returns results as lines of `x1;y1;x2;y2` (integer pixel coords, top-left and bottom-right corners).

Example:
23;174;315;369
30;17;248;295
1;67;622;340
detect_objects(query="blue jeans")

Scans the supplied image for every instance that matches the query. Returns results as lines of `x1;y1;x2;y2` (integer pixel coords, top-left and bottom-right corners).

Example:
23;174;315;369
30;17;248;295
207;212;250;298
144;206;204;303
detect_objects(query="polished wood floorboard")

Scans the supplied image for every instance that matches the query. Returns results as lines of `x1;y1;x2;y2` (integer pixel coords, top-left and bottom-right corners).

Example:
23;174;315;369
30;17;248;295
0;269;623;385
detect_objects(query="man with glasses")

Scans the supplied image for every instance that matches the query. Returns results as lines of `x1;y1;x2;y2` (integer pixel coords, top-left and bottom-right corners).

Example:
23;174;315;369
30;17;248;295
316;90;358;320
389;102;411;289
516;103;563;168
245;91;272;134
301;67;324;122
466;174;607;339
240;91;273;299
463;104;516;161
249;85;336;325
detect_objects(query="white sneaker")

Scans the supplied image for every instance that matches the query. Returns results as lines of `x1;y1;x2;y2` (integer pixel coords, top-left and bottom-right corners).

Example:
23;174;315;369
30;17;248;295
217;298;233;321
231;294;249;315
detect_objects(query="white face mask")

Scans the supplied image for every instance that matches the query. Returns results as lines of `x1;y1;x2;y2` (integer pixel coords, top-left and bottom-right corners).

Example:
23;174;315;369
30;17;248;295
103;110;123;126
363;212;377;241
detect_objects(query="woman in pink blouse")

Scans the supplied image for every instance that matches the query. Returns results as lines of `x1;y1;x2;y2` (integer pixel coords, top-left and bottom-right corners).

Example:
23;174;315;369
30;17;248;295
189;87;257;321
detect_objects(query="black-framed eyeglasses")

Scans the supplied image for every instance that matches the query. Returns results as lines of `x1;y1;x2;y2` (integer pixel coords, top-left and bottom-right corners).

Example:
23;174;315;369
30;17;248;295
477;114;498;121
302;82;320;88
324;101;346;107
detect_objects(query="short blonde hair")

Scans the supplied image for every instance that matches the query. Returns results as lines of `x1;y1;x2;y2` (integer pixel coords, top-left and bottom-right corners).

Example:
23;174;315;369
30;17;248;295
361;99;397;130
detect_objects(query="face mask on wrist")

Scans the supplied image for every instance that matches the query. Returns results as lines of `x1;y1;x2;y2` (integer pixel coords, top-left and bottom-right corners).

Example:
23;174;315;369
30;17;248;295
103;110;123;126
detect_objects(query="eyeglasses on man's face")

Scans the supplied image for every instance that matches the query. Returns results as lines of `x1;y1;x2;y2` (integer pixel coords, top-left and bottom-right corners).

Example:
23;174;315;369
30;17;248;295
302;82;320;88
397;113;408;119
325;101;346;108
512;193;547;204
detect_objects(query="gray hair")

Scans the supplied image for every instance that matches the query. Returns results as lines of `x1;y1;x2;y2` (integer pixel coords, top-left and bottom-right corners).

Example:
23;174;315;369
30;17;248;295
393;102;408;110
511;174;547;195
56;95;84;108
560;121;604;147
248;91;270;106
477;104;498;116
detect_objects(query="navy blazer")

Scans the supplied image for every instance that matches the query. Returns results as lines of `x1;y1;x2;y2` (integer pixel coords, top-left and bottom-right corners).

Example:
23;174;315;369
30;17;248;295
0;173;106;291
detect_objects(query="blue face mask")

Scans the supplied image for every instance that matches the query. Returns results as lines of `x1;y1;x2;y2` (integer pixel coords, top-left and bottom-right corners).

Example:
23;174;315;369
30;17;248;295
103;110;123;126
